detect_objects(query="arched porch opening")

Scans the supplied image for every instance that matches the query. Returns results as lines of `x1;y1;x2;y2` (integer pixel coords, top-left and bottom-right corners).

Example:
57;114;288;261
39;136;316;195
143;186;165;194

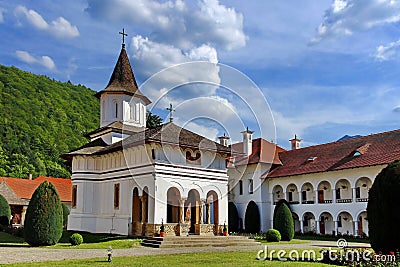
319;212;334;235
301;182;314;204
286;184;299;204
357;211;368;237
292;212;301;233
355;177;372;201
337;211;354;235
317;181;333;204
303;212;316;233
206;190;219;225
167;187;181;223
335;179;352;203
272;185;284;204
185;189;200;234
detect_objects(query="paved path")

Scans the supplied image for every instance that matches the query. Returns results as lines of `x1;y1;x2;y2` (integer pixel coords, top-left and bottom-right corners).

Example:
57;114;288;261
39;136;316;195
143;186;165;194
0;240;370;265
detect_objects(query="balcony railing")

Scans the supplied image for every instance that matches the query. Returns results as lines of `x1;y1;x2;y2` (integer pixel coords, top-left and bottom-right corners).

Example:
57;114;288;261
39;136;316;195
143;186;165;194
356;198;368;202
289;201;300;204
301;200;315;204
336;199;352;203
318;200;333;204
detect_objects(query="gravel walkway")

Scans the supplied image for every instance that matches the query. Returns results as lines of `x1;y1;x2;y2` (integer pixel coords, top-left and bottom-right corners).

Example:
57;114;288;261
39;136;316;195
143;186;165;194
0;240;370;265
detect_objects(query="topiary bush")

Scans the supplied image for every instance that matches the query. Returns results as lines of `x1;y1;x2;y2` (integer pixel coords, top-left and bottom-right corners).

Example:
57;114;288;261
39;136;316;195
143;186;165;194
69;233;83;246
24;181;63;246
228;202;239;232
367;159;400;253
0;194;11;227
265;229;281;242
273;200;294;241
62;203;70;229
244;201;260;234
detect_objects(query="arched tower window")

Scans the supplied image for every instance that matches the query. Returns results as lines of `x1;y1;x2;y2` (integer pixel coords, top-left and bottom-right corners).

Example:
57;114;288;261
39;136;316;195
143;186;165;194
114;101;118;118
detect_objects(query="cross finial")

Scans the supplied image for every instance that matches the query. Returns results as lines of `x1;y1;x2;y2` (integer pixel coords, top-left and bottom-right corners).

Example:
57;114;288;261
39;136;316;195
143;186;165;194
119;28;128;48
166;103;176;123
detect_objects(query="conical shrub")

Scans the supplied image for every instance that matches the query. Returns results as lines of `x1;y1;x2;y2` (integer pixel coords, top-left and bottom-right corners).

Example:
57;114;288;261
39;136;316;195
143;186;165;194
273;200;294;241
0;194;11;226
24;181;63;246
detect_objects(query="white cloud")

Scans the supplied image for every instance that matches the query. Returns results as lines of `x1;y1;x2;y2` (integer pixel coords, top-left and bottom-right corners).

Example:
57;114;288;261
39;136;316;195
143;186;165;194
16;50;56;70
375;39;400;61
14;5;79;38
86;0;246;50
0;8;5;23
312;0;400;43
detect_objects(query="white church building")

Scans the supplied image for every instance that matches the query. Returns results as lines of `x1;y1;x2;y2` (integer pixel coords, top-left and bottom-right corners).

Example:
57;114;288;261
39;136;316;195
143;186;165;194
228;129;400;237
64;42;231;237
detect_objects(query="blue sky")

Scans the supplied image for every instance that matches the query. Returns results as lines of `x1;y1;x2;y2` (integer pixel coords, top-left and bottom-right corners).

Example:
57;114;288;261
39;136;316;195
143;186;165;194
1;0;400;149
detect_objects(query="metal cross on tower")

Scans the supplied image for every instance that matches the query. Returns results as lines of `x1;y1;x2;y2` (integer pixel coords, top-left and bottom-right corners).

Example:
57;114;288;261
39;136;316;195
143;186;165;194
119;28;128;47
166;103;176;123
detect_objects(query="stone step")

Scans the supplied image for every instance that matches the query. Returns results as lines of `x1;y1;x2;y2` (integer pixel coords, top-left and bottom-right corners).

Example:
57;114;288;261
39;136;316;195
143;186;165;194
141;236;261;248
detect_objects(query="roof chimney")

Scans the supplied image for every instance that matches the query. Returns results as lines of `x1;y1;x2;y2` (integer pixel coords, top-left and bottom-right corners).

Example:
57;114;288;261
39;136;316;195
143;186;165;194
290;134;301;150
218;133;230;147
241;127;254;156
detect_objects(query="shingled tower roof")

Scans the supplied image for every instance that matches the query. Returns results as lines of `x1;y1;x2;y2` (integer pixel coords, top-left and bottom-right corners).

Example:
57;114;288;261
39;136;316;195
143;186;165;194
95;45;151;105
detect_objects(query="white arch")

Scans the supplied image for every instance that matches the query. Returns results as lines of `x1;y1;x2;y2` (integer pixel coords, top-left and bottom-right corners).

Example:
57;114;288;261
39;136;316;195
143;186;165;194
168;181;184;197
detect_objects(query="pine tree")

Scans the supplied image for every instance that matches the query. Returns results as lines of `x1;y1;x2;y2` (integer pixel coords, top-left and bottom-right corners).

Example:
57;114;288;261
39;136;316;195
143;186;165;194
273;200;294;241
367;159;400;253
24;181;63;246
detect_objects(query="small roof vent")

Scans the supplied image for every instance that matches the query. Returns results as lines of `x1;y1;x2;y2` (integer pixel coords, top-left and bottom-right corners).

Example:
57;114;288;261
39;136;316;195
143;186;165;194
307;156;317;162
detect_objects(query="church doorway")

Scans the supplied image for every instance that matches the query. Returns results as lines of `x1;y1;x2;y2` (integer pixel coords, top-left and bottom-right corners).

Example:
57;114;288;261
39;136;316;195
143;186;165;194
206;191;218;225
167;187;181;223
186;189;200;234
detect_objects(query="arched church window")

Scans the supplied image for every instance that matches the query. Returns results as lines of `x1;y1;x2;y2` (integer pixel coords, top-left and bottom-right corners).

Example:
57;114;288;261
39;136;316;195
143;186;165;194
186;151;201;165
114;102;118;118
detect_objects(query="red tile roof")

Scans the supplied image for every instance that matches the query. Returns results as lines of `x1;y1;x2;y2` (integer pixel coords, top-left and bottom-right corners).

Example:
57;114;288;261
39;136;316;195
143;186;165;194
267;129;400;178
2;176;71;202
230;138;285;166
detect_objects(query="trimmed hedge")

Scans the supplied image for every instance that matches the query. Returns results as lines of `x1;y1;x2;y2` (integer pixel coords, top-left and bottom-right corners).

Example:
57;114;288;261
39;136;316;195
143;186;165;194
244;201;260;234
0;194;11;226
273;200;294;241
265;229;281;242
70;233;83;246
24;181;63;246
367;159;400;253
228;202;239;232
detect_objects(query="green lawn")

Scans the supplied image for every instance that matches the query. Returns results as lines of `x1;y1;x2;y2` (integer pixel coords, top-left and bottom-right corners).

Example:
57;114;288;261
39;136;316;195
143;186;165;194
0;231;141;249
5;250;333;267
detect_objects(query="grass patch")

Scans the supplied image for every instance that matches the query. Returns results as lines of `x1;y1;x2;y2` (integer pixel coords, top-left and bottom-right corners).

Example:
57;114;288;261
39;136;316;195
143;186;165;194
294;234;370;244
4;250;333;267
0;231;141;249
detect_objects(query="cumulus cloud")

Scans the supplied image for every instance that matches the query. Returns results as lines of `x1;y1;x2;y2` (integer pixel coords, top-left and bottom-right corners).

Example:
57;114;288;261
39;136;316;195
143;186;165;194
16;50;56;70
312;0;400;43
86;0;246;50
374;40;400;61
0;8;5;23
14;5;79;38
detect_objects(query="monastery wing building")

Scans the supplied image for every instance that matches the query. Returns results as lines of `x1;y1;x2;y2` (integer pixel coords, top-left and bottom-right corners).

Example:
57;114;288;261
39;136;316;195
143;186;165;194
63;43;231;237
229;129;400;237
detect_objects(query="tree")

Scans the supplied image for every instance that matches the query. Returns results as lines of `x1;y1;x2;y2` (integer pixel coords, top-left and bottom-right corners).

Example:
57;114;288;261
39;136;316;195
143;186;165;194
62;203;70;228
24;181;63;246
146;111;163;129
228;202;239;232
273;200;294;241
367;159;400;253
0;194;11;226
244;201;260;233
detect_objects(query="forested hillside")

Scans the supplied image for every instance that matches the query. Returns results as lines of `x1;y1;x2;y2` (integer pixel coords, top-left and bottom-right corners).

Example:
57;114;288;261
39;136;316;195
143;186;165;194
0;65;99;178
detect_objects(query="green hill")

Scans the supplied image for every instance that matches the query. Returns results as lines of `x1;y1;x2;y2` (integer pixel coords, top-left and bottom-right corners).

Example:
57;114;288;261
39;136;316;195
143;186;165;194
0;65;99;178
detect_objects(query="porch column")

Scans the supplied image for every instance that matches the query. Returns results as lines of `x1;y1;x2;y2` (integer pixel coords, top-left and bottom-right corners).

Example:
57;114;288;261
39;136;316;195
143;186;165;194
332;189;336;203
299;219;304;233
207;202;211;224
179;198;187;223
315;190;319;204
354;221;359;237
199;199;205;224
352;188;357;202
269;192;274;204
316;220;320;234
140;196;147;223
334;221;339;236
298;191;302;204
21;206;27;225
